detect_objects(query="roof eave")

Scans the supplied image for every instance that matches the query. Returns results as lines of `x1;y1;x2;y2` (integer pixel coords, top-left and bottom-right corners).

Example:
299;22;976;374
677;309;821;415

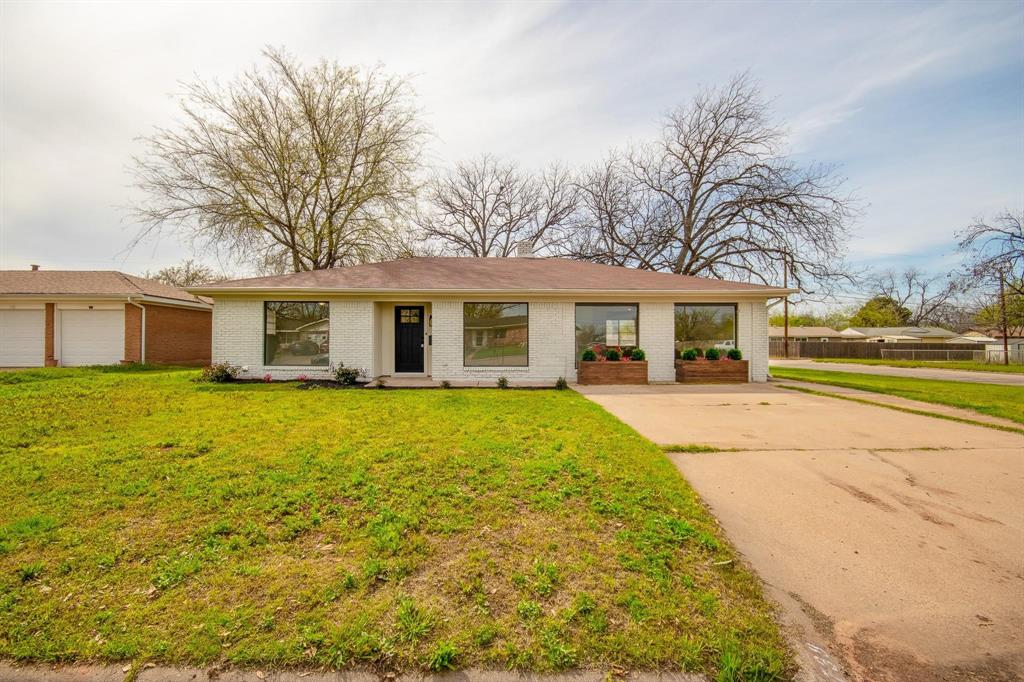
188;286;798;298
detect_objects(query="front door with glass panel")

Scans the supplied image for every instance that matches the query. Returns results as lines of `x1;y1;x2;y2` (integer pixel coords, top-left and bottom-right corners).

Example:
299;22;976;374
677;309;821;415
394;306;424;373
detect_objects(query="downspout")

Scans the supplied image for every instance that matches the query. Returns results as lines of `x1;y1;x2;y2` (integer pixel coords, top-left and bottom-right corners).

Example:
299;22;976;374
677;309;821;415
127;297;146;363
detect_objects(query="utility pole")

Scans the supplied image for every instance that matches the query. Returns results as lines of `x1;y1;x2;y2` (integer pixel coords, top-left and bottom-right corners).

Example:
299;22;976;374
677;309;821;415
783;255;790;359
999;269;1009;366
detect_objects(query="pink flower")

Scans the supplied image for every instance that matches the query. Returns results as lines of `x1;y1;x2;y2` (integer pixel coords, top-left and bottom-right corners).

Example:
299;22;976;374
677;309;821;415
263;373;272;383
297;374;308;382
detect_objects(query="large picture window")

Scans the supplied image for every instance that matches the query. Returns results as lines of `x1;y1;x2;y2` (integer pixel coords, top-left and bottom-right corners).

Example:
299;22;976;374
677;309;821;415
674;304;736;354
463;303;528;367
264;301;330;366
575;303;639;359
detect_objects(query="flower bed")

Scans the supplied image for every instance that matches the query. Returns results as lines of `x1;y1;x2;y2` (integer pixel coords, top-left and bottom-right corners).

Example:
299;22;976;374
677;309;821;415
578;360;649;385
675;359;748;383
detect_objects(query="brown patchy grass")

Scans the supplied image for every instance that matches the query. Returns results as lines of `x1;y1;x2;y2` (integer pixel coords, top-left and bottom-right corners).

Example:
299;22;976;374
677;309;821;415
0;367;789;678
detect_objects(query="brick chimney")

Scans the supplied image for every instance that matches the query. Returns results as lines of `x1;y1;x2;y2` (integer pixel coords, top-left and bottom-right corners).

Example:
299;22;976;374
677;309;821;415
30;264;40;271
515;241;534;258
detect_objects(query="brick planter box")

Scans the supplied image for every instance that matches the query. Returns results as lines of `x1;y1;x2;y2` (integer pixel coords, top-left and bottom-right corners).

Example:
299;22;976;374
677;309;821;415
675;359;749;383
578;361;649;385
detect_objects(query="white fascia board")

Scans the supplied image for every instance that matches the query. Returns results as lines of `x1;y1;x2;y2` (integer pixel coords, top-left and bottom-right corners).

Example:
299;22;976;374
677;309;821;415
192;287;796;300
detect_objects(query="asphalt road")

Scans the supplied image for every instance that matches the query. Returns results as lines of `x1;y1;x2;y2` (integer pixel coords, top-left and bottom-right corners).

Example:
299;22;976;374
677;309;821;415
769;358;1024;386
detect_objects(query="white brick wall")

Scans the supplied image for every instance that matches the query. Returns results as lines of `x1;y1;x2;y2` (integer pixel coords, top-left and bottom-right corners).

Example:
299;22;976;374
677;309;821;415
430;299;575;384
748;300;769;382
212;297;373;380
211;294;772;383
639;301;675;382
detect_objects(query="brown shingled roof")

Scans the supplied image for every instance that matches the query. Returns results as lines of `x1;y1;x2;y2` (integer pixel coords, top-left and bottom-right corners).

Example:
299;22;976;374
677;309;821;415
191;257;791;295
0;270;209;305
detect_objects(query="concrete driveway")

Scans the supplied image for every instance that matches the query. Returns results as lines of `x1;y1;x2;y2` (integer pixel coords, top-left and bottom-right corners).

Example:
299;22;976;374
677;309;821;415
770;358;1024;386
577;383;1024;682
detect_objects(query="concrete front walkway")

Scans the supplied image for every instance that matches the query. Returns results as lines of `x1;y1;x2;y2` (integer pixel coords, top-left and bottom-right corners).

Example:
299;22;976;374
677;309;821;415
769;358;1024;386
576;383;1024;682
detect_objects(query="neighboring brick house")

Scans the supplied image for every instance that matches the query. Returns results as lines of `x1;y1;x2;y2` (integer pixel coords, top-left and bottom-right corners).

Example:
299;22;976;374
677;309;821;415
190;256;791;384
0;269;212;367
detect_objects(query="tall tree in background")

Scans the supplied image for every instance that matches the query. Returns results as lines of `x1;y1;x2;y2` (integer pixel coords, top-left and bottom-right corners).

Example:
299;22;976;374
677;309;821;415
131;48;427;272
419;155;577;256
143;259;225;287
560;74;856;291
865;267;967;327
848;296;912;327
958;210;1024;296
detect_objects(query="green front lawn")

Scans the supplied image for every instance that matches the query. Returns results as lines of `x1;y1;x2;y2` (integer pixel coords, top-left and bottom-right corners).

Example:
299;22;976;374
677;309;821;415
812;358;1024;374
0;368;788;678
771;367;1024;425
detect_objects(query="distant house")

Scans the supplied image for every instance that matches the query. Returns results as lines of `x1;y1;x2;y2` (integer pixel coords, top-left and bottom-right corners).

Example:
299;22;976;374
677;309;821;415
0;269;212;367
767;326;843;342
945;331;997;344
838;326;958;343
969;325;1024;347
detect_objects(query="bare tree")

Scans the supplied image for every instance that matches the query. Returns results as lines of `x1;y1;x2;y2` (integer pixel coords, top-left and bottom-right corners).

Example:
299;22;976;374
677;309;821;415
131;47;427;272
564;73;856;292
958;210;1023;295
143;259;225;287
559;155;670;265
866;268;968;327
418;155;578;257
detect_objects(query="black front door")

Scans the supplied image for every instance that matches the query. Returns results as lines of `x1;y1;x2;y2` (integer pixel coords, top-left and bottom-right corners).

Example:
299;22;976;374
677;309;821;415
394;306;424;373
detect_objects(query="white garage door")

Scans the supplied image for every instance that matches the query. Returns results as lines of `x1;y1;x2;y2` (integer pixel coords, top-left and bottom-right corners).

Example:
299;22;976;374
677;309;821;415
0;309;45;367
60;309;125;366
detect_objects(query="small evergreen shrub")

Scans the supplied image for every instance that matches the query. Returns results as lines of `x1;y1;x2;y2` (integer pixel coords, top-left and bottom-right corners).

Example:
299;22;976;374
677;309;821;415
630;348;646;361
705;348;721;361
581;349;598;361
554;377;568;390
727;348;743;360
604;348;621;361
694;347;705;358
197;362;239;383
440;380;452;389
497;376;510;389
334;363;363;386
681;349;698;361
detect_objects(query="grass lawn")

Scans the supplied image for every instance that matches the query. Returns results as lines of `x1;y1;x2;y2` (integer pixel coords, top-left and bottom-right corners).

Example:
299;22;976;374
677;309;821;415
771;367;1024;425
811;358;1024;374
0;367;788;678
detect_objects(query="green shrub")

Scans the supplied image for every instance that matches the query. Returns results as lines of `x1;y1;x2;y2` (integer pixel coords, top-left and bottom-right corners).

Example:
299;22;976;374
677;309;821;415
497;376;509;389
581;349;598;361
440;380;452;389
630;348;646;361
334;363;363;386
727;348;742;360
694;347;705;358
605;348;621;361
705;348;721;361
554;377;568;390
197;362;239;383
681;349;698;361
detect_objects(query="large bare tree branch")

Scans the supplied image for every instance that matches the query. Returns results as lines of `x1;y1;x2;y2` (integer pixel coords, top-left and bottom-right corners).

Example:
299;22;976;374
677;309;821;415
417;155;579;257
958;210;1024;296
557;73;858;295
130;47;427;272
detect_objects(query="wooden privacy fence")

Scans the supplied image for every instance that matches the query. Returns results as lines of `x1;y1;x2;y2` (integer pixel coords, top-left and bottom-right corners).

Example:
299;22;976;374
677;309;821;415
769;341;984;361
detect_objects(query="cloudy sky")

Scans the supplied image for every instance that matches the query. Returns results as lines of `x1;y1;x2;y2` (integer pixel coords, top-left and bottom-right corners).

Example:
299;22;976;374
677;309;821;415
1;1;1021;282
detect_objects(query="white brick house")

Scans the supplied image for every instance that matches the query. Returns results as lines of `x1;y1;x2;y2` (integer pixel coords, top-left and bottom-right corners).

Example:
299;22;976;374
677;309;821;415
191;257;790;384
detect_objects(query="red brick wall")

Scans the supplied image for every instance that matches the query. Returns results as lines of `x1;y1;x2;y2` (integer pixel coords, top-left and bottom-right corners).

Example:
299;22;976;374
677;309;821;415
143;304;211;365
124;304;143;363
44;303;57;366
